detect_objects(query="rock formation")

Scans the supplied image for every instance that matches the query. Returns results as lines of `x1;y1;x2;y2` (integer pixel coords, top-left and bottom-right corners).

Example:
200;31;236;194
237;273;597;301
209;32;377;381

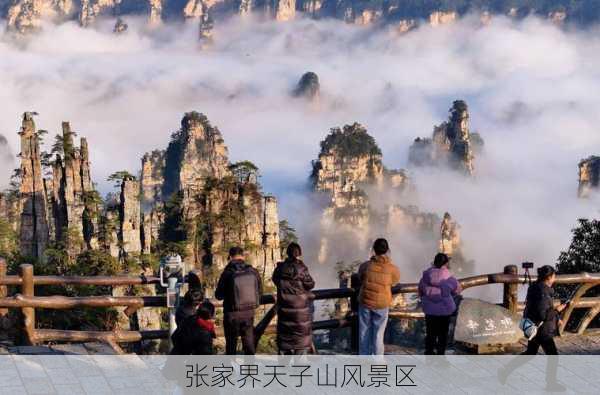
293;71;320;101
148;0;163;26
6;0;73;33
409;100;484;175
119;177;142;256
145;112;281;281
79;0;117;27
47;122;99;256
578;156;600;198
3;1;595;36
113;17;128;33
17;112;50;259
198;11;214;44
2;111;283;290
439;212;460;256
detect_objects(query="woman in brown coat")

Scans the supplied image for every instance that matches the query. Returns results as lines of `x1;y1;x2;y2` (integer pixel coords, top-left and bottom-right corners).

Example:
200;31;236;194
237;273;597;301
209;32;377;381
272;242;315;354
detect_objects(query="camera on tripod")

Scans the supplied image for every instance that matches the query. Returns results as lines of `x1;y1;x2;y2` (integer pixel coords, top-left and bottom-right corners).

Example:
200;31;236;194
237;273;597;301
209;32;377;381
522;261;534;270
522;261;534;284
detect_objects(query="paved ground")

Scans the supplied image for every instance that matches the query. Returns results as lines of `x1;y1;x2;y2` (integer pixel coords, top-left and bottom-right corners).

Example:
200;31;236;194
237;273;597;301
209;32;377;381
3;333;600;356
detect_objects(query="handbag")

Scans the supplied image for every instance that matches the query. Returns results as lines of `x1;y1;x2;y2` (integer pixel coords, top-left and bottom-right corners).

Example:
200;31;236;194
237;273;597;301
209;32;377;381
519;317;540;340
519;305;543;341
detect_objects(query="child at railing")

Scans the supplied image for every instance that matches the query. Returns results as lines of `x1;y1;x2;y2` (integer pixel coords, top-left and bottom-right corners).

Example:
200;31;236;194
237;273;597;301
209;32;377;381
170;300;216;355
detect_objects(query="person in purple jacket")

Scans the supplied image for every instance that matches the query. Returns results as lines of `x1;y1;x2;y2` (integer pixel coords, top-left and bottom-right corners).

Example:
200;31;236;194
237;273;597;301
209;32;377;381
418;253;462;355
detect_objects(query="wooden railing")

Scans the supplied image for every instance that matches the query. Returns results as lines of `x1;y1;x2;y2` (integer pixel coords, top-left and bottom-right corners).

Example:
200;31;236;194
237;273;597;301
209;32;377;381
2;259;600;353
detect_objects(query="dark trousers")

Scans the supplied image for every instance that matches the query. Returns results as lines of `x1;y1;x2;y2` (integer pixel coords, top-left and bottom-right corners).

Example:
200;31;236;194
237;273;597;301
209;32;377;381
224;314;255;355
425;315;451;355
502;335;559;384
524;336;558;355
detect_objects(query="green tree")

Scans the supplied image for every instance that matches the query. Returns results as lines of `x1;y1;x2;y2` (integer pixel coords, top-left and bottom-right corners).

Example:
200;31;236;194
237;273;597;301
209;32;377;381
556;218;600;330
107;170;136;188
556;219;600;274
279;219;299;255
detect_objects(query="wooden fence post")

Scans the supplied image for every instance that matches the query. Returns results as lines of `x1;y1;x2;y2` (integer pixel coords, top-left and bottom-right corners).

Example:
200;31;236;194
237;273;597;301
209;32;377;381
503;265;518;314
0;258;7;319
18;264;36;345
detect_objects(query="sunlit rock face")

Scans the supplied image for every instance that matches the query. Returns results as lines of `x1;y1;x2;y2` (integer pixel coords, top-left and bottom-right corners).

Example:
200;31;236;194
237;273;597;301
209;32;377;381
7;0;73;33
409;100;484;176
2;1;595;36
137;112;281;285
578;156;600;198
17;112;50;259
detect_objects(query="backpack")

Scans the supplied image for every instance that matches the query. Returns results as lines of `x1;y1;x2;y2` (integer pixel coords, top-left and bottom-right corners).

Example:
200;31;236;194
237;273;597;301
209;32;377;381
232;266;260;311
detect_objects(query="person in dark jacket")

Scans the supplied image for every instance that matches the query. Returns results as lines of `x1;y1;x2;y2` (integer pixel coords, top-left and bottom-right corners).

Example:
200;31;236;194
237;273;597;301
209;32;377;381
498;265;568;391
175;288;204;327
522;265;567;355
272;242;316;355
170;300;216;355
418;253;462;355
215;246;262;355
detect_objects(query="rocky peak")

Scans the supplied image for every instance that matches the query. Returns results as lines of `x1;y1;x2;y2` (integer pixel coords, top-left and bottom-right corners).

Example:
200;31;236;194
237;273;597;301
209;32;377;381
18;112;50;259
161;111;230;199
409;100;483;175
272;0;295;21
148;0;162;26
311;123;384;196
141;149;165;210
113;17;128;33
7;0;73;34
79;0;117;27
578;156;600;198
119;176;141;256
293;71;320;101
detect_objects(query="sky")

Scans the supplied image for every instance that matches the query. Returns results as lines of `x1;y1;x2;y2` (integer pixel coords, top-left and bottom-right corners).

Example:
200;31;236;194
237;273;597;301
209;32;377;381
1;15;600;295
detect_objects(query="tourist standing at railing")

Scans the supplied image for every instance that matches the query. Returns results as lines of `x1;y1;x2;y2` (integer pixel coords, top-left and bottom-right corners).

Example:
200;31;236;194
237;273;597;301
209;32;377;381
357;238;400;355
215;246;262;355
418;252;462;355
175;288;204;327
170;300;216;355
272;242;316;355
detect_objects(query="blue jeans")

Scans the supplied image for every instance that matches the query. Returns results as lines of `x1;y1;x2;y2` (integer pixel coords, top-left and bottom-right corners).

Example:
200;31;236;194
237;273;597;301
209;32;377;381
358;304;389;355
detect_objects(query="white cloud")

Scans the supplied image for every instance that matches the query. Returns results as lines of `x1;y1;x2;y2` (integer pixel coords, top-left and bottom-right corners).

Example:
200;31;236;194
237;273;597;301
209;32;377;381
1;15;600;291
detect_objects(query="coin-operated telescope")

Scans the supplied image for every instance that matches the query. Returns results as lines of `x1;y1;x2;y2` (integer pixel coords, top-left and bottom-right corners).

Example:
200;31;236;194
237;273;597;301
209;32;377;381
160;254;185;348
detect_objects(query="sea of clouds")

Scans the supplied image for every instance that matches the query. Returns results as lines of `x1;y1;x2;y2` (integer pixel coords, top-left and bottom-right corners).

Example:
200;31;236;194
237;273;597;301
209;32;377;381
1;15;600;296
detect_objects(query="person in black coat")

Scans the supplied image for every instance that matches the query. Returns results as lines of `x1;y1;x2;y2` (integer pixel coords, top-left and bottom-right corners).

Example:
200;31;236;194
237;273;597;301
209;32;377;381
522;265;567;355
170;300;216;355
272;242;315;355
498;265;568;391
215;246;262;355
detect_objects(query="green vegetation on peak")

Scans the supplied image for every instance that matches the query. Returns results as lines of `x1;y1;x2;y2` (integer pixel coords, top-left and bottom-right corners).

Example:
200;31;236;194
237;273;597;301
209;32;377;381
320;123;382;158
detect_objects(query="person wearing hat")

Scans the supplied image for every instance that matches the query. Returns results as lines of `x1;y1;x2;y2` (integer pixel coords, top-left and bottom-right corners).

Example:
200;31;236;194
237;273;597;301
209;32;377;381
418;252;462;355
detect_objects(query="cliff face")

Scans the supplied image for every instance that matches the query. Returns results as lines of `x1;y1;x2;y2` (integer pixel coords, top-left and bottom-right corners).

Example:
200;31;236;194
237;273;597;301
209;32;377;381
136;112;282;284
18;112;50;259
119;177;142;256
2;111;281;287
311;123;455;267
4;1;590;37
409;100;484;175
578;156;600;198
48;122;99;256
311;122;468;275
